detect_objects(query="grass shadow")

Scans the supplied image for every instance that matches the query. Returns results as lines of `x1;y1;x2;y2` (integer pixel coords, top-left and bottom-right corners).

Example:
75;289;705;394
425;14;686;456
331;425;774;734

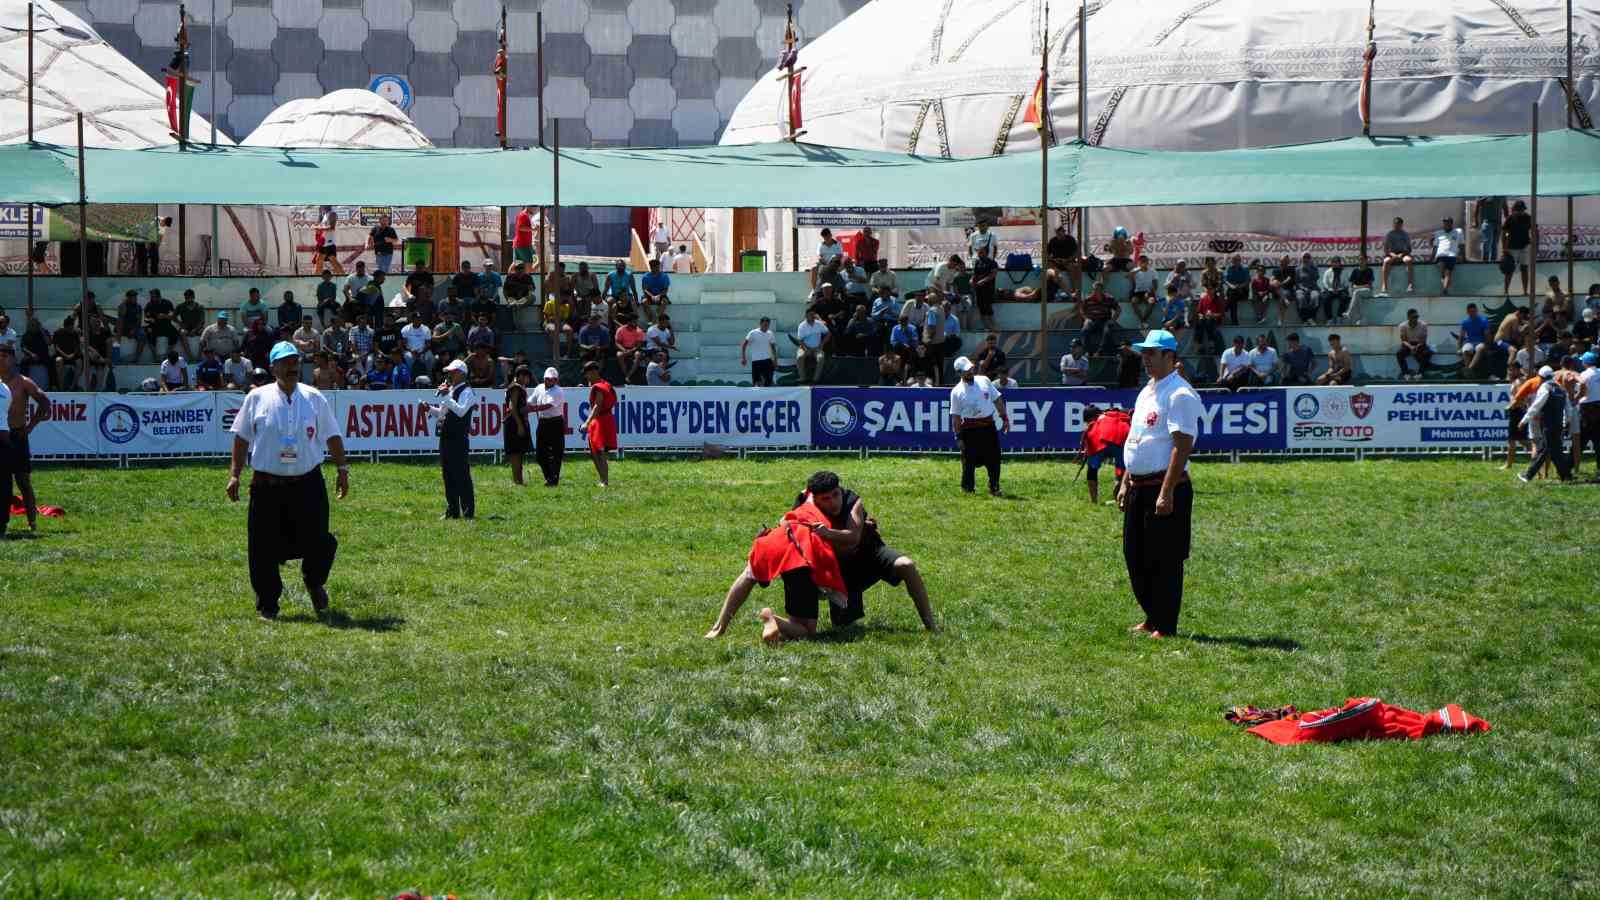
280;611;407;632
1187;632;1302;652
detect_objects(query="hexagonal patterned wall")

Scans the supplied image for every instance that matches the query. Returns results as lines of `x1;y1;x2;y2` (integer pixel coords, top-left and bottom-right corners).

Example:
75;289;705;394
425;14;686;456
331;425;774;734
60;0;870;254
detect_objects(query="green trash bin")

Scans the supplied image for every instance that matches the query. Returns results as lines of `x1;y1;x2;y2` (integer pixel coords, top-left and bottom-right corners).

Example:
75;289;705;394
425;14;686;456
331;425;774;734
402;237;434;270
739;250;767;273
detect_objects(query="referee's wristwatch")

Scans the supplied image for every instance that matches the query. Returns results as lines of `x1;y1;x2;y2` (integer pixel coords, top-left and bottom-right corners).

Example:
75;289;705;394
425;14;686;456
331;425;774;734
336;464;351;474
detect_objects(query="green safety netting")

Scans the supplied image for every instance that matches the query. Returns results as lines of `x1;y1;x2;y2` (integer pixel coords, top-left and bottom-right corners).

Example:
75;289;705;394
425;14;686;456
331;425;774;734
3;129;1597;208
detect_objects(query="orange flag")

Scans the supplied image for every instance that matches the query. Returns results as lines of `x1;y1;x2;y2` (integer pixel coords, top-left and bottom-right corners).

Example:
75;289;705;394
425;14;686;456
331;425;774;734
1022;71;1046;131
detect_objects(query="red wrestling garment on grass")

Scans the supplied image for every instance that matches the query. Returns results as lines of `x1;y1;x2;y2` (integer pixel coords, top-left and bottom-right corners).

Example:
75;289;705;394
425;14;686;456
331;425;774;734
746;496;845;595
1246;697;1490;745
11;496;64;518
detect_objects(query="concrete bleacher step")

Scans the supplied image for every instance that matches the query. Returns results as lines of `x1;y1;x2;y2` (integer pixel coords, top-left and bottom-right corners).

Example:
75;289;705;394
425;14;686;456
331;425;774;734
698;290;780;305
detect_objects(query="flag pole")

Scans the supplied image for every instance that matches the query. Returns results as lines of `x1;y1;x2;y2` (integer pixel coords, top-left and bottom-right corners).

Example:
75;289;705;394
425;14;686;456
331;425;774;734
1075;0;1086;263
1565;0;1574;297
784;2;800;271
173;4;191;273
26;1;35;320
1037;2;1049;383
496;5;509;270
1358;0;1375;266
210;0;218;275
1529;103;1538;305
76;113;90;390
550;119;562;363
536;10;547;290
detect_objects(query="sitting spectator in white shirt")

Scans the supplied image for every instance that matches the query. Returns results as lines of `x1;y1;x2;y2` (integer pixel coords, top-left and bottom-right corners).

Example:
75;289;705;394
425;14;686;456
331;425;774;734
646;350;672;386
1248;334;1279;386
400;315;436;376
158;349;189;392
645;315;677;356
1218;335;1252;391
1059;339;1090;385
793;309;831;384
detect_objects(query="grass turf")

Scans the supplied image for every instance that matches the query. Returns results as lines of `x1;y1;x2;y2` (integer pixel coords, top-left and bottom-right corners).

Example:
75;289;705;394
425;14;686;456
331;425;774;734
1;456;1596;896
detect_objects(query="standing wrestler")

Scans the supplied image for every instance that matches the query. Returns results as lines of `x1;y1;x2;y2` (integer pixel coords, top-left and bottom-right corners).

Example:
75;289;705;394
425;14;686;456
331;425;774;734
706;471;938;639
1116;330;1203;639
0;343;48;532
503;365;534;485
580;360;617;487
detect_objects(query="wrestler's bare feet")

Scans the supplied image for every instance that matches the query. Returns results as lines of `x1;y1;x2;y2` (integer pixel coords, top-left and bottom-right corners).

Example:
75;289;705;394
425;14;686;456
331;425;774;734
1148;630;1167;640
759;608;782;643
704;623;727;639
1130;621;1151;633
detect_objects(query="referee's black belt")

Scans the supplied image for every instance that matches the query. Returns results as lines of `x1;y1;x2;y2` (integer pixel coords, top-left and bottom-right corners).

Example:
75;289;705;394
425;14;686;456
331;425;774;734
1128;471;1189;487
252;470;320;487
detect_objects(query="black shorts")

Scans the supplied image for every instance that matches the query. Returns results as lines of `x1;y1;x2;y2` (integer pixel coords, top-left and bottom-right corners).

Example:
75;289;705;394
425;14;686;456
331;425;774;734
1500;251;1527;275
150;321;181;340
9;432;31;475
781;542;904;623
1108;257;1132;272
1508;407;1525;438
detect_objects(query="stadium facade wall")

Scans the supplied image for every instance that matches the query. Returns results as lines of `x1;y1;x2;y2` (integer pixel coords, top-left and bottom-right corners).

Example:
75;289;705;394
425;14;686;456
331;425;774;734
31;385;1511;460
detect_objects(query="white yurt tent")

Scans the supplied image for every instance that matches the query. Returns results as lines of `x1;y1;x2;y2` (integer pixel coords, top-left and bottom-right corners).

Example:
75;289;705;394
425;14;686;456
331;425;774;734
0;0;298;275
713;0;1600;269
243;89;433;150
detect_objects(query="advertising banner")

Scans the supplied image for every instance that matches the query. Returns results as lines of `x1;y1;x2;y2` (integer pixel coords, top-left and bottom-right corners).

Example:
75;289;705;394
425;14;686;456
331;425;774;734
92;391;222;454
811;387;1287;452
336;389;508;452
796;208;942;228
562;387;811;449
0;204;45;240
1285;385;1509;449
27;393;99;456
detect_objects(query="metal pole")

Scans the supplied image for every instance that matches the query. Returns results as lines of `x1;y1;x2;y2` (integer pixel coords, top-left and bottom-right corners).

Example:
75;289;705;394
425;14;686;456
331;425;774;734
1037;2;1049;383
1566;0;1574;297
1529;102;1538;304
1075;0;1086;261
26;1;35;319
77;113;90;390
536;11;547;288
553;119;561;303
1359;201;1368;266
210;0;218;275
498;5;508;271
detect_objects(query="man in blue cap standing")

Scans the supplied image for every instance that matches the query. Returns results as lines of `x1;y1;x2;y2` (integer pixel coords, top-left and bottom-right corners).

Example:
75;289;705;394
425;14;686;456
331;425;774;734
1116;329;1203;639
227;340;350;620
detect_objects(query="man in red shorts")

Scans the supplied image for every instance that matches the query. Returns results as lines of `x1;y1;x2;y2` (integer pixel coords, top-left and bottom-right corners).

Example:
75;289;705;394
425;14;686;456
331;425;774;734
580;360;617;487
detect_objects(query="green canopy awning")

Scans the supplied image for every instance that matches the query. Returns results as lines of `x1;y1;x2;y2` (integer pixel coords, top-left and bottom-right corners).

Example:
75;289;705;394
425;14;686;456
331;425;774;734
4;129;1597;208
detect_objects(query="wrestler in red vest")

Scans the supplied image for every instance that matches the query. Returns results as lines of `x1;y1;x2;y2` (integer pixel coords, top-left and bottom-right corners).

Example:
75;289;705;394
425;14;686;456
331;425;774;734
581;360;618;487
1079;405;1131;505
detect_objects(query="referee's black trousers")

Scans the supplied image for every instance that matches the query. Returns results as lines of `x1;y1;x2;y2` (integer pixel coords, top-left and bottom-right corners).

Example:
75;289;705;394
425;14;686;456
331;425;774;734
959;423;1002;493
1122;479;1193;635
248;469;337;616
440;431;475;518
1523;419;1573;482
535;416;565;485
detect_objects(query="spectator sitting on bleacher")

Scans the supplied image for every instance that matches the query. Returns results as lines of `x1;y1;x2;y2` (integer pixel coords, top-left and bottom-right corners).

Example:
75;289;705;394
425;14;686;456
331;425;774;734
871;286;901;332
641;259;671;322
312;350;345;390
1165;259;1194;302
889;315;919;368
1223;255;1251;325
615;315;647;383
1199;257;1223;309
646;315;677;357
812;283;849;336
646;350;672;386
794;308;831;384
430;311;465;369
1397;308;1432;381
1159;284;1188;338
1434;217;1465;295
0;314;16;353
542;295;573;359
1576;308;1599;348
292;316;320;359
21;317;51;388
238;287;269;329
929;255;966;318
1318;257;1351;323
452;260;481;303
844;305;879;358
195;348;224;390
362;271;389;325
1293;253;1322;324
1455;303;1491;372
1494;305;1528;358
1380;217;1415;295
85;316;113;390
387;349;414;389
374;316;403;367
468;313;498;357
479;259;503;300
1247;263;1274;325
1106;226;1134;272
604;259;636;309
400;315;434;375
814;257;846;300
316;271;340;326
1348;255;1375;324
277;290;303;334
1219;336;1252;390
903;342;937;387
1269;256;1296;324
869;259;897;298
1249;333;1279;386
338;283;365;326
1046;221;1080;295
1080;280;1119;356
1127;255;1159;328
878;346;904;385
466;341;498;388
1515;331;1546;373
465;283;497;327
365;353;396;390
898;290;928;336
1280;333;1315;385
1060;339;1089;386
992;365;1020;390
939;302;962;362
52;315;84;389
116;290;149;363
1542;276;1570;321
223;348;253;390
974;333;1005;378
504;260;535;308
175;289;205;349
1193;287;1225;356
1532;310;1560;358
348;313;376;379
157;349;188;392
1317;334;1354;385
145;288;183;359
842;257;870;304
576;314;611;364
410;285;436;329
345;260;371;301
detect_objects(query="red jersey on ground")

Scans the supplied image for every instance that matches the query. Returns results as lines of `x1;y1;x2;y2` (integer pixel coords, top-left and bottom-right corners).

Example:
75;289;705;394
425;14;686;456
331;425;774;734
1247;697;1491;745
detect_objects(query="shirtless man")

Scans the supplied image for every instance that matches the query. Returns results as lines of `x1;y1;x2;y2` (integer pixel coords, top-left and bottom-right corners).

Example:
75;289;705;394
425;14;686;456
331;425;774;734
0;343;48;532
1316;334;1354;385
312;351;346;390
706;470;938;641
1503;360;1536;471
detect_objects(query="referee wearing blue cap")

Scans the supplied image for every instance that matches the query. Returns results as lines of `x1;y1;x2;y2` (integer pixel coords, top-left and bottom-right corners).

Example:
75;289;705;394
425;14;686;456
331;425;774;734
227;340;350;620
1116;329;1202;639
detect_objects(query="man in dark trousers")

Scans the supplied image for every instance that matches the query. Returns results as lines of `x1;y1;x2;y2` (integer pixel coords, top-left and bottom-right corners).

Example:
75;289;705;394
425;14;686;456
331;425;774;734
948;356;1010;496
423;358;477;518
528;366;568;487
1116;329;1203;640
226;340;350;620
1519;364;1575;483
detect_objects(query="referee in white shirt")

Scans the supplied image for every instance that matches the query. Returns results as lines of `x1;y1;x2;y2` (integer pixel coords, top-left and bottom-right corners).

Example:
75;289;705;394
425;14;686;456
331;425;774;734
1116;330;1203;639
949;356;1011;496
227;340;350;620
529;366;567;486
423;359;478;518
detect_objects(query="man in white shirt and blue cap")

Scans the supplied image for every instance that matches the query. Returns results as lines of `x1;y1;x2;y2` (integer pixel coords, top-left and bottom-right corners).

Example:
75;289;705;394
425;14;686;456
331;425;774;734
1117;329;1203;639
948;355;1010;496
227;340;350;620
422;358;478;518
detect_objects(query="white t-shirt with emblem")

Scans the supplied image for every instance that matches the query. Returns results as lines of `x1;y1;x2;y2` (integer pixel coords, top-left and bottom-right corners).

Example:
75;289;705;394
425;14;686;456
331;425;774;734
230;383;341;476
949;375;1002;420
1123;371;1204;476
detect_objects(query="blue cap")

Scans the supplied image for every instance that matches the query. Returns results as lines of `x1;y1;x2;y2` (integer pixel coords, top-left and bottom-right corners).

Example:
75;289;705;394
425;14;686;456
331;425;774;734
1583;351;1598;367
267;340;301;364
1131;329;1178;352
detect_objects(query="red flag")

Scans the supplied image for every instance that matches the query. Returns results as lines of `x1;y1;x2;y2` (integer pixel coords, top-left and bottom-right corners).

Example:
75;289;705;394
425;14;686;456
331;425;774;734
493;13;507;142
1022;71;1046;131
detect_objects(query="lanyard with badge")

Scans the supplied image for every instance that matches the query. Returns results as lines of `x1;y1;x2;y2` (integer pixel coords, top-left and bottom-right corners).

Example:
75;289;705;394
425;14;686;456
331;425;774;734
276;387;306;468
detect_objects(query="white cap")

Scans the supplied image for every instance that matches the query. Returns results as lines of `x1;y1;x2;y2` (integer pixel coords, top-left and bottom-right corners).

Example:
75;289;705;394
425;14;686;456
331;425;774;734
952;356;974;373
543;366;559;380
444;359;468;374
1538;365;1555;379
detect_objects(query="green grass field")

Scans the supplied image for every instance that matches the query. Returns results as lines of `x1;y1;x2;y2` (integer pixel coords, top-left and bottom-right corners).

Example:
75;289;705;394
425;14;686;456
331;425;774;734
1;456;1597;896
